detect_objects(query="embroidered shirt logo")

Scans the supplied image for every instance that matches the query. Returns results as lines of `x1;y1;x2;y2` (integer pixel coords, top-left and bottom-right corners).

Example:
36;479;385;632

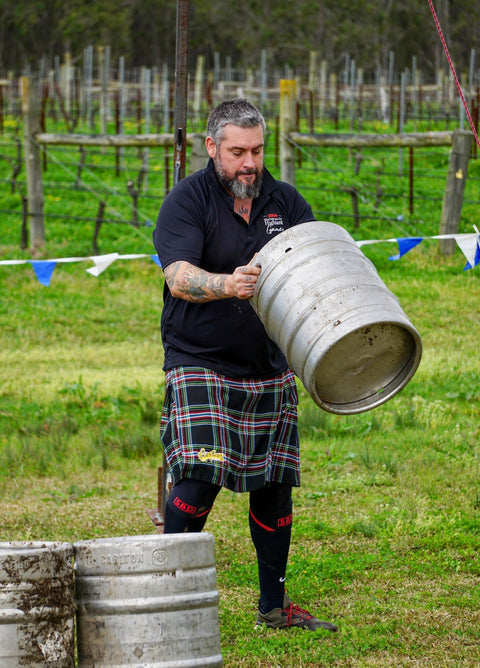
263;212;285;234
198;447;225;462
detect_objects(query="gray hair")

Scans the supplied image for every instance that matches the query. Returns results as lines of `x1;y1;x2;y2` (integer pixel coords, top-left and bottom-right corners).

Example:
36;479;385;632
206;98;266;146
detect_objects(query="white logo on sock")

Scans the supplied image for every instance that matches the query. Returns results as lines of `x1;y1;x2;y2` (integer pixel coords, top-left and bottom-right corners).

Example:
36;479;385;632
279;576;286;583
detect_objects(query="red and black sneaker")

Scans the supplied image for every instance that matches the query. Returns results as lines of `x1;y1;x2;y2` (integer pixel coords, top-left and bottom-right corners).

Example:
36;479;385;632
255;593;338;632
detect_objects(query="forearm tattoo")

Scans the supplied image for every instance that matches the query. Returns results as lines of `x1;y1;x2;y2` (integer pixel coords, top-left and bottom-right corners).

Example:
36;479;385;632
164;261;229;303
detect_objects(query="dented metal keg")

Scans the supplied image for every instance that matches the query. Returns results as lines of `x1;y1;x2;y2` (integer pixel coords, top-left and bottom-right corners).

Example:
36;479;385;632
74;533;223;667
251;220;422;414
0;541;75;667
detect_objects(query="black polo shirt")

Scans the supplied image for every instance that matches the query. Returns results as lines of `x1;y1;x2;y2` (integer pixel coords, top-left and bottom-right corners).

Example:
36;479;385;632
153;158;314;378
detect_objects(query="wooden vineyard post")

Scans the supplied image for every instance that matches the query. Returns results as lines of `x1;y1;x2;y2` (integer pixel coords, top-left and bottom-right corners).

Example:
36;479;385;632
190;133;208;174
280;79;297;187
439;129;473;255
21;76;45;249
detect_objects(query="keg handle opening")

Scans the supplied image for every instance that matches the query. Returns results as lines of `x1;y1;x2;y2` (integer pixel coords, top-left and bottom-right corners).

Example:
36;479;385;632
251;246;292;271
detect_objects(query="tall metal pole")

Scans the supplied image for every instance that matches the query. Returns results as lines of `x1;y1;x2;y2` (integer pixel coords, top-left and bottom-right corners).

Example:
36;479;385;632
173;0;189;185
152;0;189;531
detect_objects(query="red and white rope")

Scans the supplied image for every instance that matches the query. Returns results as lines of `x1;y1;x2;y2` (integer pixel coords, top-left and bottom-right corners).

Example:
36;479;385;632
427;0;480;150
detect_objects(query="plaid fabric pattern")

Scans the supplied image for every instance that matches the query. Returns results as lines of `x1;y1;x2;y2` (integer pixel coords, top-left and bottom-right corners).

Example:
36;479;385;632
161;366;300;493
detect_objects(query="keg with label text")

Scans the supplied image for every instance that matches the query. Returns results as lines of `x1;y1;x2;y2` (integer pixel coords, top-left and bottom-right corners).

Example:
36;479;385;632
74;533;223;667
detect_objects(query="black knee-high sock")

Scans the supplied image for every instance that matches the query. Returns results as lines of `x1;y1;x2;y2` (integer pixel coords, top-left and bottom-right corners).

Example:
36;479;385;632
249;483;293;613
164;478;221;534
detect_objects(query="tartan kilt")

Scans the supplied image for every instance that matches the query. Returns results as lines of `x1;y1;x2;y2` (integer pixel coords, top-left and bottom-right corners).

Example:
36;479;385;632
160;366;300;493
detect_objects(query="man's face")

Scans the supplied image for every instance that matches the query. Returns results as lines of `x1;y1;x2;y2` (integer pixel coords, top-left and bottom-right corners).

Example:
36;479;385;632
206;124;264;199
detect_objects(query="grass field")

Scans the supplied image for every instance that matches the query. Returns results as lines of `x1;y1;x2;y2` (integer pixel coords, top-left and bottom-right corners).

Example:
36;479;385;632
1;116;480;666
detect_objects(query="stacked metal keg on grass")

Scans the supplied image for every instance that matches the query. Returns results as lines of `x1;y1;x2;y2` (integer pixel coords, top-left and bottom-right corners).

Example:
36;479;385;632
0;541;75;667
0;535;223;667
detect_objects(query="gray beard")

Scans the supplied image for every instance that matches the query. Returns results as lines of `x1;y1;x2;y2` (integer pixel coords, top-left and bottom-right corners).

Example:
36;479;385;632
216;166;263;200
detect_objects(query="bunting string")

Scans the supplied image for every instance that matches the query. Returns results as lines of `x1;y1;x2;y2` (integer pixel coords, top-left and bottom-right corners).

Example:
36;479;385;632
1;230;478;286
0;253;161;286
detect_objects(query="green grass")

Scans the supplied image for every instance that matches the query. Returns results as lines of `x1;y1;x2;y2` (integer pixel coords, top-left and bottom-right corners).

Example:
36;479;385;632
1;115;480;666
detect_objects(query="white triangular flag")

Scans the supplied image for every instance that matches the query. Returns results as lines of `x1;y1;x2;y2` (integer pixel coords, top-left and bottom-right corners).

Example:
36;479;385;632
455;233;479;268
86;252;120;277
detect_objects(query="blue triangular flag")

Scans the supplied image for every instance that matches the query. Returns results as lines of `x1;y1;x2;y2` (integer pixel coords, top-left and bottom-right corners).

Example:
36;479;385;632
463;240;480;270
389;237;424;261
151;254;162;267
473;241;480;266
31;260;57;286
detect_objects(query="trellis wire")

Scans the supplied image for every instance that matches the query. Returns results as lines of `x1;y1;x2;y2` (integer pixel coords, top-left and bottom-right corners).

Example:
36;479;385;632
1;136;472;242
34;140;155;244
283;136;446;237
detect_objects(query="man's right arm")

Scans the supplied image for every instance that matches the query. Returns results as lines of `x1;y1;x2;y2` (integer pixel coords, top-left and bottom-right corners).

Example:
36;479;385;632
164;260;260;303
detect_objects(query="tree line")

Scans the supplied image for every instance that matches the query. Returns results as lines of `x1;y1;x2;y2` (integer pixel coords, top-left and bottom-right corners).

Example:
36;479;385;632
1;0;479;83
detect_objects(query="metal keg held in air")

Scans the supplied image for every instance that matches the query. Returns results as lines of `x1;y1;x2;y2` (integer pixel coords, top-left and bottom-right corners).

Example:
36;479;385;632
250;220;422;414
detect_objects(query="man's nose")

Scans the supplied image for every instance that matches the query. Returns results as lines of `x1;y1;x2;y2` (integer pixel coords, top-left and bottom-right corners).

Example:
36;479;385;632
243;152;256;168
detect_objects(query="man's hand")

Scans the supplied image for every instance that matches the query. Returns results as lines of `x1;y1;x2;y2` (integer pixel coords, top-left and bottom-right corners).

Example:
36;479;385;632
164;260;261;303
226;264;261;299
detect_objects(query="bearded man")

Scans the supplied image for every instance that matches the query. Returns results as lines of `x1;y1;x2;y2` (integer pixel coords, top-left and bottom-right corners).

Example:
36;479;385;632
153;98;337;632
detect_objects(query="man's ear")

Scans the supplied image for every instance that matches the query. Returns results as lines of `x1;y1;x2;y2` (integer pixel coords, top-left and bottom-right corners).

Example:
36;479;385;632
205;136;217;159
